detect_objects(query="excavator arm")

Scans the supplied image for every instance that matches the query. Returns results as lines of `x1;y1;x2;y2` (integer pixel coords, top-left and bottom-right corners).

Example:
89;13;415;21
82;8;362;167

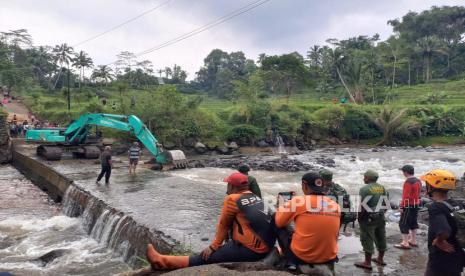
27;113;186;166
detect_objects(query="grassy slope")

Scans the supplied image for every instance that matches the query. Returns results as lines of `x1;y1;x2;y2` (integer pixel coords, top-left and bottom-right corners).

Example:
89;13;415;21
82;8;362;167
21;80;465;145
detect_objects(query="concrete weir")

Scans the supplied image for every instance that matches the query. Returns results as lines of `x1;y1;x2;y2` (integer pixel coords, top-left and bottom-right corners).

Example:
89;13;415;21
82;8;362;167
11;149;182;266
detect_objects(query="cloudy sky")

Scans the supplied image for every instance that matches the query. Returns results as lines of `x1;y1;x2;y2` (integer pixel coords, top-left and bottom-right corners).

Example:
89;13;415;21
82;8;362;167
1;0;464;78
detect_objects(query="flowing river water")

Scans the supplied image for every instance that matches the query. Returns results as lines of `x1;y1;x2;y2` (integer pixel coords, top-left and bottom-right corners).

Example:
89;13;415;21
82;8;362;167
1;146;465;275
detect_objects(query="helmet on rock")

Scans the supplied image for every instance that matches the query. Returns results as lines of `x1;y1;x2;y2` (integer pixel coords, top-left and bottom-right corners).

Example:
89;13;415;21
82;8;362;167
420;169;456;190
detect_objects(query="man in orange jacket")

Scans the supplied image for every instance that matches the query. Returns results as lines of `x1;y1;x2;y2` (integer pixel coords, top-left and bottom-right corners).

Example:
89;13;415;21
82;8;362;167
275;172;341;274
146;172;275;270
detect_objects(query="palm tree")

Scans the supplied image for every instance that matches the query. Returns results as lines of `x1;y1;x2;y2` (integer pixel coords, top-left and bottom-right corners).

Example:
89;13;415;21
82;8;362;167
330;48;357;103
416;36;446;82
52;43;74;89
345;61;364;104
370;108;408;145
92;65;114;87
73;51;93;91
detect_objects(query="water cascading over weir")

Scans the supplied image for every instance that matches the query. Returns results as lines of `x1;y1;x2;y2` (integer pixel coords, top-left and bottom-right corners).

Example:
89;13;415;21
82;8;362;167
11;148;183;266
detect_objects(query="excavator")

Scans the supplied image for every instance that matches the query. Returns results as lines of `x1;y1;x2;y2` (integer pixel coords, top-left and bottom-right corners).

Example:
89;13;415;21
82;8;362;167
25;113;187;168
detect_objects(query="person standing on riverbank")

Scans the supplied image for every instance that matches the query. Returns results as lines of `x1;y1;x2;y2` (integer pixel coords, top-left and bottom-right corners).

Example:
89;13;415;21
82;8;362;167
354;170;388;271
395;165;421;250
146;172;275;269
421;170;465;276
320;169;356;230
96;146;112;185
128;142;141;174
238;164;261;198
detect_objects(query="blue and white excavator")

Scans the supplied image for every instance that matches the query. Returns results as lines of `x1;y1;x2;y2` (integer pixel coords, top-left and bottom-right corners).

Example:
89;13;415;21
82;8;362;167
25;113;187;168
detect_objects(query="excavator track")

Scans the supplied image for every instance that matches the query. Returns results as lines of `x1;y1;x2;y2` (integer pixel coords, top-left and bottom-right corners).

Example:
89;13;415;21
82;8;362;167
37;145;63;161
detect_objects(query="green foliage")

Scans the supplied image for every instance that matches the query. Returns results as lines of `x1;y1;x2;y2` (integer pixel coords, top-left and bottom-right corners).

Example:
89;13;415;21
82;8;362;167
224;124;261;145
370;107;410;145
313;106;346;137
342;107;381;140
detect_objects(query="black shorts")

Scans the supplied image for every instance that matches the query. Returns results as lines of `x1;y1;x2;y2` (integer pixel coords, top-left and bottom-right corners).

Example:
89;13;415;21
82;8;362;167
399;207;419;234
129;158;139;165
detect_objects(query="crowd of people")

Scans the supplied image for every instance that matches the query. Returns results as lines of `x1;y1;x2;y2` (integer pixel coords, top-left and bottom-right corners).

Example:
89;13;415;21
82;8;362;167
143;165;464;276
8;114;58;138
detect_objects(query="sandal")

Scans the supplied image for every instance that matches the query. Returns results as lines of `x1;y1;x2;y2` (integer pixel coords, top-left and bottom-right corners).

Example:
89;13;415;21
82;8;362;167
394;243;411;250
408;241;418;247
354;262;372;270
372;258;387;266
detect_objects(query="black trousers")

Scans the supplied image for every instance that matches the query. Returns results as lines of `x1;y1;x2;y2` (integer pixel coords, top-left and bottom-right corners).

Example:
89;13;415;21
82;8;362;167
97;165;111;183
188;241;268;267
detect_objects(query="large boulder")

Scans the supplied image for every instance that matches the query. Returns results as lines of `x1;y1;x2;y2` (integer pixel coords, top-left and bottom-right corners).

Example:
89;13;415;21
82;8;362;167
164;141;176;150
194;142;207;154
227;141;239;150
182;138;196;148
216;146;231;155
257;140;270;147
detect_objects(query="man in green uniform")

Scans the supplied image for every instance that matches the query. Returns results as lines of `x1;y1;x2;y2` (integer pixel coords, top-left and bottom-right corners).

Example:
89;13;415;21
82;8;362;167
320;169;348;200
354;170;388;271
320;169;356;229
238;164;261;198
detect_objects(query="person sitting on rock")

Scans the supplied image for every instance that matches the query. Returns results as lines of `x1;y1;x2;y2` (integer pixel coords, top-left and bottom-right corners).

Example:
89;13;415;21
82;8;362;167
238;164;262;198
146;172;276;270
274;172;341;274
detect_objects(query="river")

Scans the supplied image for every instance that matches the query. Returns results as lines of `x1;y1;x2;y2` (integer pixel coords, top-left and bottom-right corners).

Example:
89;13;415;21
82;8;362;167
0;166;129;276
2;146;465;275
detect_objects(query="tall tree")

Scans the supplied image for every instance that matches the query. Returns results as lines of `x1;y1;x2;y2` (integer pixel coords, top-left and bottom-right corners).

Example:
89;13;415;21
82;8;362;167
72;50;93;91
52;43;74;89
91;65;114;87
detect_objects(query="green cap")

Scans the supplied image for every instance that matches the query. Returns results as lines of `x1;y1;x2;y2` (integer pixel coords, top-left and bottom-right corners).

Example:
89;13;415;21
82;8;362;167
319;169;333;181
364;170;379;180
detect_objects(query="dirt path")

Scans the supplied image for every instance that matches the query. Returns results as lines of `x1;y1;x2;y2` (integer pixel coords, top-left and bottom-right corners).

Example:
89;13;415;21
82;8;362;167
2;99;30;122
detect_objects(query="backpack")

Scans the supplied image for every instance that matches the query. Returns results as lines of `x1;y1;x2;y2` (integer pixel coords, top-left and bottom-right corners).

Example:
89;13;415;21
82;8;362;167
439;201;465;249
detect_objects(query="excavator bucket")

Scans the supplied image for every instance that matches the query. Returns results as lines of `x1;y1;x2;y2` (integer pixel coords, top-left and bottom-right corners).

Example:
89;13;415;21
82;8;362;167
164;150;188;168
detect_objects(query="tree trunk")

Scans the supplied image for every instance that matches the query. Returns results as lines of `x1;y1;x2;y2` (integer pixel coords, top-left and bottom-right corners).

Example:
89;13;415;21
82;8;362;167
425;54;432;82
371;68;375;104
391;54;397;89
336;67;356;104
408;60;411;87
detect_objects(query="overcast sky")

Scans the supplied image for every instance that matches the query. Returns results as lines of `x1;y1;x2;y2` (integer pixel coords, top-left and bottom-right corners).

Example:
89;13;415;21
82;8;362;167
1;0;464;78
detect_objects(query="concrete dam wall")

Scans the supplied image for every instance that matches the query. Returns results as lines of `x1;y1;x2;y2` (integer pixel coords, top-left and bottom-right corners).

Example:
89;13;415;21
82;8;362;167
0;111;11;164
11;149;182;266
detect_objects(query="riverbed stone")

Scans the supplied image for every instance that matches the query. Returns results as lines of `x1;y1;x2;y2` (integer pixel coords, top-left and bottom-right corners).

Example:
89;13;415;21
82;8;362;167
164;141;176;150
216;146;231;155
257;140;270;147
228;142;239;150
194;142;207;154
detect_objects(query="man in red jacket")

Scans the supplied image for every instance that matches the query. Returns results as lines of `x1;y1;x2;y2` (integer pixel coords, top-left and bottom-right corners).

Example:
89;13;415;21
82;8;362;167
395;165;422;249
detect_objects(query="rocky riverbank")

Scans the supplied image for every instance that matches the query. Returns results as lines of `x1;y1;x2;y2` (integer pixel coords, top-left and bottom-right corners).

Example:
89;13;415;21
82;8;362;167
186;153;335;172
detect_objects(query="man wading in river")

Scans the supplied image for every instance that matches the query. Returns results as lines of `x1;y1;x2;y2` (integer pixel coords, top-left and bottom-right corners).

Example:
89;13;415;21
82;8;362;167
146;172;275;270
96;146;112;185
128;142;141;174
